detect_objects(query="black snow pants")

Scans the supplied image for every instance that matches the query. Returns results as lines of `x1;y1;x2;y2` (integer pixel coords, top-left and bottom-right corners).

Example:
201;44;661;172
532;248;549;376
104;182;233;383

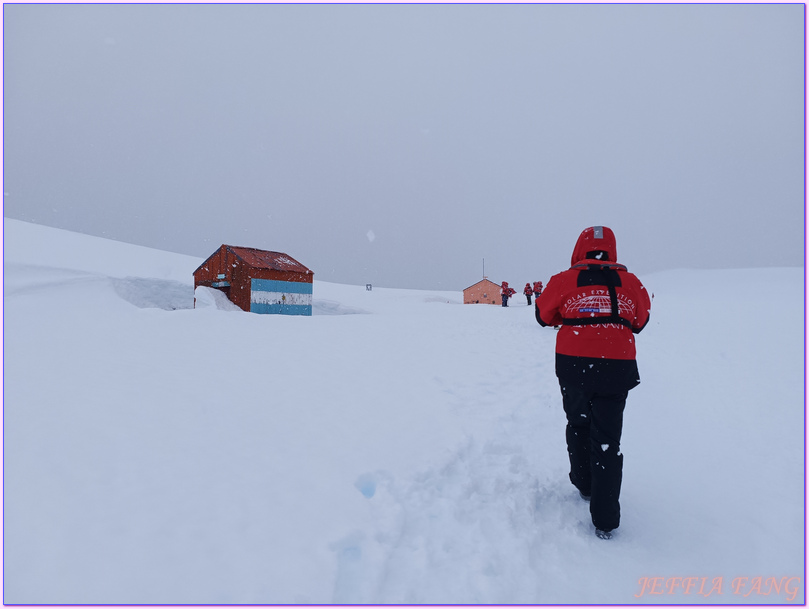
561;383;627;531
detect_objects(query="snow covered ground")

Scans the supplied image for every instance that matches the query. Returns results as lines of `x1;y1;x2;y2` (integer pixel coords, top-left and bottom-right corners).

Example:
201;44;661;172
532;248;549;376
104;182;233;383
3;218;805;604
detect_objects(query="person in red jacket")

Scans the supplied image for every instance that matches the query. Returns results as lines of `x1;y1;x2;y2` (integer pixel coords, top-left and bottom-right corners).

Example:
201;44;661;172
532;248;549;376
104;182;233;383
533;281;543;299
535;226;651;540
523;283;533;305
500;281;515;307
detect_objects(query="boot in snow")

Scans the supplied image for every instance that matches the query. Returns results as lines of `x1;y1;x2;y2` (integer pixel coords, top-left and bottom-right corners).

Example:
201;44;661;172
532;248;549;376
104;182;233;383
595;528;613;540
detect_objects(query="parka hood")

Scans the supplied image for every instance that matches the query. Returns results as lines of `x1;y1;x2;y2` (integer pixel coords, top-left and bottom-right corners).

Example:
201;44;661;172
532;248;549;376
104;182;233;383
571;226;618;267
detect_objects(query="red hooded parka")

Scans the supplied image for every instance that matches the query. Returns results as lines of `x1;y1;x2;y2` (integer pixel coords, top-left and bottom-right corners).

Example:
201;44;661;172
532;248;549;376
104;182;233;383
536;226;651;392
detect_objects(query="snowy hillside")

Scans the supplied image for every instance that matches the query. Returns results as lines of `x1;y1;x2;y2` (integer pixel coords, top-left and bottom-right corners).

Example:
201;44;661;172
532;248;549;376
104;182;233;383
3;219;805;604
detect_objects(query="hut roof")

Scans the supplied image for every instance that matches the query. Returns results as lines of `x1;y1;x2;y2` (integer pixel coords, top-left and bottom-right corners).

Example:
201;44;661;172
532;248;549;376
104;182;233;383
463;278;501;292
227;246;312;274
194;245;312;276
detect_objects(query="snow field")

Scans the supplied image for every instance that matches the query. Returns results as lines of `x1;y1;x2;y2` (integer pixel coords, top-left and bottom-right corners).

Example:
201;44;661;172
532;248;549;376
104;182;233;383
3;219;805;604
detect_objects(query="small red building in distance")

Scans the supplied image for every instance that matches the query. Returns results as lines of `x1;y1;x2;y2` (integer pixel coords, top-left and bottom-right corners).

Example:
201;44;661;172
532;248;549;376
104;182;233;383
194;245;314;315
463;278;501;304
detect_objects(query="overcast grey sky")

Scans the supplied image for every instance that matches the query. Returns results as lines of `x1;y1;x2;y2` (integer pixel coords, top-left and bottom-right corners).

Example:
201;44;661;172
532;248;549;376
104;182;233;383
3;3;805;290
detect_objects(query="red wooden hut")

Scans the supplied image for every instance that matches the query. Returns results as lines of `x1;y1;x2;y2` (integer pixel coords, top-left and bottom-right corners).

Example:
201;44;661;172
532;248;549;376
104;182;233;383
194;245;313;315
463;278;501;304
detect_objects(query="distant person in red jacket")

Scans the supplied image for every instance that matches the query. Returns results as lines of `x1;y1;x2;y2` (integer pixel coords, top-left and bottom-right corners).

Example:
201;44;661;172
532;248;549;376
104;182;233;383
500;281;515;307
533;281;543;299
523;283;533;305
536;226;651;540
